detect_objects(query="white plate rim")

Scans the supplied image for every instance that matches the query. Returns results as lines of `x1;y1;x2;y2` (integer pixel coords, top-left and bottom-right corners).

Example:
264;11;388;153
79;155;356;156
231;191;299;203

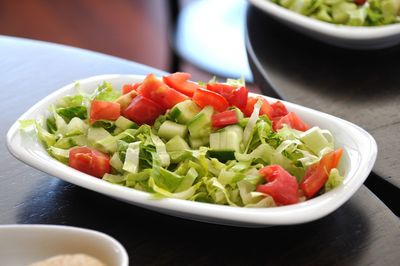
6;74;378;226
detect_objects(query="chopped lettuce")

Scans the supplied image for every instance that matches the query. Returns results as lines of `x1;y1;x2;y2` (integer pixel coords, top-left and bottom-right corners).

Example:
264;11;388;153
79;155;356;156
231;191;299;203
91;82;121;101
56;106;87;123
325;168;344;192
123;141;141;174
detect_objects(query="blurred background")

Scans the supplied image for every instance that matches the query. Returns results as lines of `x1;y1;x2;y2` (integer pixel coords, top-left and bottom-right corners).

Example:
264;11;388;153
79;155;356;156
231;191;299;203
0;0;254;86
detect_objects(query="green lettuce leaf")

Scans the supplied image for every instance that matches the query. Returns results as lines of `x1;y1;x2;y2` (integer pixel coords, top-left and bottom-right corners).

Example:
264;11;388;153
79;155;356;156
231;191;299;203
91;82;121;102
56;106;87;123
324;168;344;192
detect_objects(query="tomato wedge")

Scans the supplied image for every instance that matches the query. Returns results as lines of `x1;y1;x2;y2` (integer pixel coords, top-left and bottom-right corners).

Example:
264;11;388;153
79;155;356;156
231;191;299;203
354;0;366;5
212;110;239;128
207;83;248;109
123;95;164;125
228;86;248;109
270;101;288;118
274;112;310;132
90;100;121;124
207;83;234;99
256;165;299;206
163;72;200;97
138;73;188;109
192;88;229;112
69;147;110;178
300;148;344;198
122;82;141;94
242;97;272;118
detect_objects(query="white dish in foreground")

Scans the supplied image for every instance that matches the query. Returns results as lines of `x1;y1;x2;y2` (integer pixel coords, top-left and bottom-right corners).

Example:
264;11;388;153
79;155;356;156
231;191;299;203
7;74;377;227
250;0;400;49
0;224;128;266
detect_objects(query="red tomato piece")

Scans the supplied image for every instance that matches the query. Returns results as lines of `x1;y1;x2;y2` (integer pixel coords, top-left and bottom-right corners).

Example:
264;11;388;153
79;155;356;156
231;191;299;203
123;95;165;125
270;101;288;118
122;82;141;94
212;110;239;128
138;73;188;109
300;148;344;198
257;165;299;206
260;99;273;118
354;0;366;5
241;97;272;118
69;147;110;178
207;83;234;99
242;97;257;117
228;86;248;109
274;112;310;132
90;100;121;124
192;88;229;112
163;72;200;97
207;83;249;109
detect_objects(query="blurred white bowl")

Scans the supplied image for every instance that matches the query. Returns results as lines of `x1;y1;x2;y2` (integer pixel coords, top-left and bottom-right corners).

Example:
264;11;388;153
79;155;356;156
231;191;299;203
0;225;128;266
250;0;400;49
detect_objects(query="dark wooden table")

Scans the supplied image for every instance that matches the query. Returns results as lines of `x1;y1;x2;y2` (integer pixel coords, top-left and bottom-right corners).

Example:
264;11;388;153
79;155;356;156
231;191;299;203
1;35;399;265
246;5;400;215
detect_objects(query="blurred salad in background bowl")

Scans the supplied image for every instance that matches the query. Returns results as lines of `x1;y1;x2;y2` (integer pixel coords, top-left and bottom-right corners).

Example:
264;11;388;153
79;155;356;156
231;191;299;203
250;0;400;49
271;0;400;26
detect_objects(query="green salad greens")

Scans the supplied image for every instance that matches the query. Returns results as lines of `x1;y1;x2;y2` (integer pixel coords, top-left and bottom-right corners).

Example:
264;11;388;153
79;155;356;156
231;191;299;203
271;0;400;26
20;74;344;207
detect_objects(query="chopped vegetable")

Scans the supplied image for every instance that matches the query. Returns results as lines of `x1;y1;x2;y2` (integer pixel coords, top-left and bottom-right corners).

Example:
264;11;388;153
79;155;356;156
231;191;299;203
300;148;344;198
69;146;110;178
192;88;229;112
90;100;120;124
163;72;200;97
257;165;299;206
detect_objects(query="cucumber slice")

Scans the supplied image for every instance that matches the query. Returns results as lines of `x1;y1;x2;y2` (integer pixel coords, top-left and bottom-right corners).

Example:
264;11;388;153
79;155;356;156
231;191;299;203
189;136;209;149
158;121;188;140
169;150;192;164
166;135;190;152
88;127;117;153
221;125;243;141
188;106;213;138
87;127;111;145
210;125;243;152
115;116;137;130
169;100;201;124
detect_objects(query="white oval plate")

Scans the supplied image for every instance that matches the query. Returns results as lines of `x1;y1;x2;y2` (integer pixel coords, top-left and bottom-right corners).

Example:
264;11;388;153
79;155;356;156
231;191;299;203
250;0;400;49
7;74;377;227
0;224;128;266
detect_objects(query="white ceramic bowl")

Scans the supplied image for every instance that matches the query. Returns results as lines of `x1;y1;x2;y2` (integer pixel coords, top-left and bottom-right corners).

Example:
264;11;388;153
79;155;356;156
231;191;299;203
250;0;400;49
0;224;128;266
7;74;377;227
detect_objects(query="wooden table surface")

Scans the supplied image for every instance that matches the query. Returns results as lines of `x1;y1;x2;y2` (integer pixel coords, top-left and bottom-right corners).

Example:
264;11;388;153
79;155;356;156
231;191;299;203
246;5;400;215
1;35;399;265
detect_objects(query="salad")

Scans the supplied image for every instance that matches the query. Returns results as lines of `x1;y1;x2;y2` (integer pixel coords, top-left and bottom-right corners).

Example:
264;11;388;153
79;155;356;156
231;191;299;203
21;72;344;207
271;0;400;26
